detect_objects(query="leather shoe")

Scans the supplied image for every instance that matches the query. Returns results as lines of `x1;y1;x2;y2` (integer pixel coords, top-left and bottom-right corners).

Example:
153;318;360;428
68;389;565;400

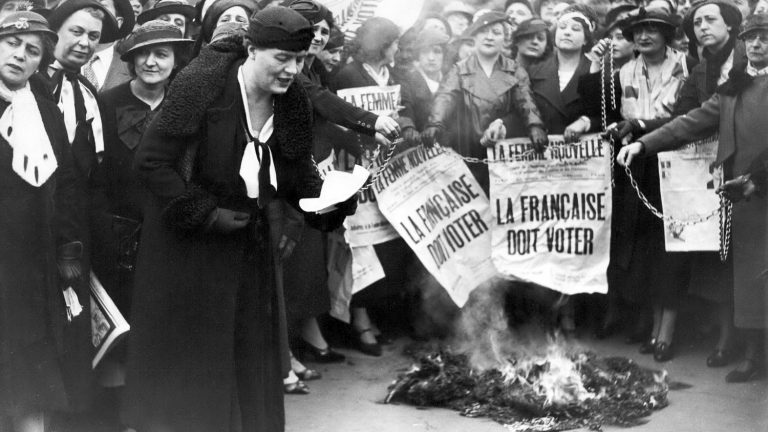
653;341;674;362
284;380;310;395
639;337;657;354
295;338;346;363
725;360;763;383
355;328;382;357
706;348;734;368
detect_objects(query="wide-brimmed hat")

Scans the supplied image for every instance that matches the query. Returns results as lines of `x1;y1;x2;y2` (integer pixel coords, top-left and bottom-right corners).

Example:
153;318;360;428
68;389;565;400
137;0;196;26
513;17;548;40
466;10;507;36
622;7;678;41
112;0;136;38
442;1;474;21
604;4;636;29
120;19;192;61
0;10;58;42
47;0;121;43
682;0;741;42
739;13;768;39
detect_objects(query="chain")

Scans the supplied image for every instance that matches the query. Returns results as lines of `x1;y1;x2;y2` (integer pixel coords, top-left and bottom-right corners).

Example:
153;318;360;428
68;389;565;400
358;138;401;192
718;191;732;262
600;40;616;188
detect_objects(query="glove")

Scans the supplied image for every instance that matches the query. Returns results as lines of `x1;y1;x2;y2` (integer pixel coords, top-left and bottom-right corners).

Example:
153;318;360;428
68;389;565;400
401;127;420;146
337;193;358;216
420;126;442;147
717;175;757;203
57;241;83;287
605;119;644;145
206;208;251;233
529;126;548;153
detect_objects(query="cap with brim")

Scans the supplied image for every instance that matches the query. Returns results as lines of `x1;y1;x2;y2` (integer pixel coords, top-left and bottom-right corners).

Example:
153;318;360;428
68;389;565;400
513;18;548;40
0;10;58;42
137;0;196;25
466;11;507;36
621;8;677;41
442;1;474;20
112;0;136;38
682;0;741;42
412;27;450;52
47;0;121;43
246;6;313;52
120;19;193;61
739;13;768;39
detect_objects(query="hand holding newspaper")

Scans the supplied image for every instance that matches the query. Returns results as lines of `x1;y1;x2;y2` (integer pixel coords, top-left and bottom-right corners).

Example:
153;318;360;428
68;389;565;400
300;165;369;214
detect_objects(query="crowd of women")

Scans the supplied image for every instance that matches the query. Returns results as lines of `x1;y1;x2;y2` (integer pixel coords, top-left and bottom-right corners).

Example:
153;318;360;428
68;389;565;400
0;0;767;430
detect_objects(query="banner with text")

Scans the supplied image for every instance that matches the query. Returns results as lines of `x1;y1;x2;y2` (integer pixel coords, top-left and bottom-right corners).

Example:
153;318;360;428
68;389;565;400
337;85;401;117
488;134;612;295
373;146;497;307
658;136;721;251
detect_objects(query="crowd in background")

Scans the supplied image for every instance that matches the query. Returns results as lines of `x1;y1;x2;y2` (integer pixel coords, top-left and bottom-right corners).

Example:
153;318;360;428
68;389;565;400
1;0;767;430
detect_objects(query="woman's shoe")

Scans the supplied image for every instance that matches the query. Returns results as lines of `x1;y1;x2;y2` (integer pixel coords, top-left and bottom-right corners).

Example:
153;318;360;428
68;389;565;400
284;380;310;394
295;368;322;381
639;337;657;354
355;328;382;357
725;360;763;383
707;348;734;368
653;341;674;362
295;338;346;364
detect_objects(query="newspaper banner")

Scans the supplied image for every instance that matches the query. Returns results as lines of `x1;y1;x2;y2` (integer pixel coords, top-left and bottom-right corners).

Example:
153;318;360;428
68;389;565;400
658;136;721;251
336;85;402;246
488;134;612;295
337;85;401;117
373;146;497;307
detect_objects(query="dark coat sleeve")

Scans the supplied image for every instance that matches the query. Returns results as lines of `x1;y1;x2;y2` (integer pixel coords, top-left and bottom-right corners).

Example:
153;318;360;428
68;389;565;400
639;93;721;155
297;73;378;136
579;71;623;132
427;63;460;132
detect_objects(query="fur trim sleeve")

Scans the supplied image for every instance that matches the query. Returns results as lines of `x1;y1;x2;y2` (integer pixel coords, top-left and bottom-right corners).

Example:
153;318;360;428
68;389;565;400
161;185;218;233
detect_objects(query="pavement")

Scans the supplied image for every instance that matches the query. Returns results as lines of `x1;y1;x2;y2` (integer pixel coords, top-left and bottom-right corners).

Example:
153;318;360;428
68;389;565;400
285;331;768;432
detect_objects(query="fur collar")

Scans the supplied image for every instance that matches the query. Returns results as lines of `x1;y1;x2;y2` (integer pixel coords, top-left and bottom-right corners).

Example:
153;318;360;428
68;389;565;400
156;35;313;161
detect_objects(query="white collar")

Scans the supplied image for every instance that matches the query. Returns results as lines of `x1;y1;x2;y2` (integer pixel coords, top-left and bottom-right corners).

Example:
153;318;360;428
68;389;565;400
746;62;768;77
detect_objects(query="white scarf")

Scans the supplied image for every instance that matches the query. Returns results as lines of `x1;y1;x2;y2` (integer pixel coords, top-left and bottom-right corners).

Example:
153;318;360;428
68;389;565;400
0;81;57;187
51;61;105;154
362;63;390;87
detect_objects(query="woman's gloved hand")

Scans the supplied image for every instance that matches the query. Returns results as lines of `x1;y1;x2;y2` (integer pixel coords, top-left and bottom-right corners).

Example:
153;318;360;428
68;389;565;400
401;126;420;146
206;208;251;233
420;126;442;147
529;126;548;152
604;119;644;144
57;241;83;287
480;119;506;147
717;175;757;203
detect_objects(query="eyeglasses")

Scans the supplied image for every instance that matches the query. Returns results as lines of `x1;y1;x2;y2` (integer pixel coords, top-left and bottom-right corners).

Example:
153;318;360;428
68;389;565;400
743;32;768;44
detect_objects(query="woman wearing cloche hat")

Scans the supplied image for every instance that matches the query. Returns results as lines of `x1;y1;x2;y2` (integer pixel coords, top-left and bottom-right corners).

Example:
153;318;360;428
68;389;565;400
0;10;87;432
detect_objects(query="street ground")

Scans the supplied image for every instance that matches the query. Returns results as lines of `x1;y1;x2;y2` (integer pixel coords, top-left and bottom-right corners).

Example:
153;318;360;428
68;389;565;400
285;330;768;432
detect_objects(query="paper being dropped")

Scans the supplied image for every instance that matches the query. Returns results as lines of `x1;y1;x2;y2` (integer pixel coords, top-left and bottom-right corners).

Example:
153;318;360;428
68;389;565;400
300;165;370;214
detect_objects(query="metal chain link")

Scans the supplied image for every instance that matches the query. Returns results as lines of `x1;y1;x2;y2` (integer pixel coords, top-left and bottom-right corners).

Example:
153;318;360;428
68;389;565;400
358;138;401;192
600;40;616;188
719;192;733;262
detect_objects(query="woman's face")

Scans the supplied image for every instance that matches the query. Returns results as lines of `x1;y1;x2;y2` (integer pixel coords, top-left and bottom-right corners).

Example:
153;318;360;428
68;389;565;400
133;44;175;86
633;24;666;57
555;17;586;52
445;13;470;37
474;22;505;57
693;4;731;52
417;45;444;75
457;39;474;59
247;46;306;94
381;40;398;65
0;1;27;21
308;19;330;56
755;0;768;15
506;3;533;29
0;33;43;90
516;30;547;59
216;6;249;27
609;27;634;61
317;46;342;72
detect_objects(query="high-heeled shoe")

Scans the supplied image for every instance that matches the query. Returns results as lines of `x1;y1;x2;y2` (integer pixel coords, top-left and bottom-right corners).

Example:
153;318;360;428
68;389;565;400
653;341;674;362
725;359;764;383
639;337;657;354
295;338;346;363
354;328;382;357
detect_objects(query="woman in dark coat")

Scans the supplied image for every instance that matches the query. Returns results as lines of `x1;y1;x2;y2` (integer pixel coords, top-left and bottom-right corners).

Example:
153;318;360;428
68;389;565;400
123;7;353;431
0;11;85;431
619;13;768;381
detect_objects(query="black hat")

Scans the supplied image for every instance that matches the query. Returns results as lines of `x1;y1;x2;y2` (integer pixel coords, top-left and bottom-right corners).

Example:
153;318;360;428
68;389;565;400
622;7;677;41
285;0;334;29
324;26;344;50
466;10;507;36
47;0;121;43
739;13;768;40
246;5;312;52
604;4;636;28
682;0;741;42
0;10;57;42
109;0;136;38
199;0;256;43
513;17;548;40
120;19;193;61
137;0;196;26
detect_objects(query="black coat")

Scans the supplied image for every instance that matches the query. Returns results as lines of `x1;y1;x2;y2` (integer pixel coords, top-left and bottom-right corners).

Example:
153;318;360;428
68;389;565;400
525;53;591;134
0;92;85;415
